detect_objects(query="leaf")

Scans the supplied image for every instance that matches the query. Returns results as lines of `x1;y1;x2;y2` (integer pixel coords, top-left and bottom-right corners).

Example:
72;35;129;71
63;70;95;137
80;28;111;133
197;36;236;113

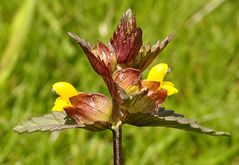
68;32;110;77
132;34;174;71
102;76;123;102
125;113;230;136
155;107;184;117
13;112;109;134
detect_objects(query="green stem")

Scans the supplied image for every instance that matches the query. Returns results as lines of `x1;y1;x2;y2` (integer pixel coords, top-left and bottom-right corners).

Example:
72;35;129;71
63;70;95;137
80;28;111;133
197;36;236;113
112;124;122;165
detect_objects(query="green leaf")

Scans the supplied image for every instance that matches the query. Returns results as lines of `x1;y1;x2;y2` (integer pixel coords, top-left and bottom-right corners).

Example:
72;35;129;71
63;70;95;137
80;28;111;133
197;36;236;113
13;112;109;134
125;113;230;136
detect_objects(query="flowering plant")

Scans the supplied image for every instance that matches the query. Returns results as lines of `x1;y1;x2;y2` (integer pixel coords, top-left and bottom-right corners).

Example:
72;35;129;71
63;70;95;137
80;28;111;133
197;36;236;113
14;9;229;165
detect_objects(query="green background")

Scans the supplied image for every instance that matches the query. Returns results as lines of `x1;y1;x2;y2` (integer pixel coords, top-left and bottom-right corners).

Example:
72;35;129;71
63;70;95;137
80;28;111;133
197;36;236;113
0;0;238;164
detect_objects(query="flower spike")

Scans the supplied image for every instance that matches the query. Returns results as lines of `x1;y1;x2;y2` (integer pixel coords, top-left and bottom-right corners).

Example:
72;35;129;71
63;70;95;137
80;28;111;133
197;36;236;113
110;9;142;64
13;10;230;165
14;9;230;144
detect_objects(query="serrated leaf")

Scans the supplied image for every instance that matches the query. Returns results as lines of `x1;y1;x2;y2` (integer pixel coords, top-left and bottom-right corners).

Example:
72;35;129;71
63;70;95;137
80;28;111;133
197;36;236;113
155;107;184;117
13;112;109;134
132;34;174;72
125;113;230;136
68;32;111;77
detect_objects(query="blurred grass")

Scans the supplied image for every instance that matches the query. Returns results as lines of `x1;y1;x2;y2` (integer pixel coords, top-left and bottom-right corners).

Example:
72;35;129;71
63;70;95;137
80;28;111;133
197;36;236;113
0;0;238;164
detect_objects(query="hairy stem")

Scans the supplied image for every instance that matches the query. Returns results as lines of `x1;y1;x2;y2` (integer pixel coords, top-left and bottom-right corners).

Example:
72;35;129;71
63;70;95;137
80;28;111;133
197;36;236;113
112;124;122;165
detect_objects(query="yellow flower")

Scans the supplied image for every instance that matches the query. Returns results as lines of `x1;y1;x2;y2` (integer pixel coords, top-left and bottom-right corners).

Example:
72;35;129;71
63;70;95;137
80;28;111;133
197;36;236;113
52;82;78;111
147;63;178;96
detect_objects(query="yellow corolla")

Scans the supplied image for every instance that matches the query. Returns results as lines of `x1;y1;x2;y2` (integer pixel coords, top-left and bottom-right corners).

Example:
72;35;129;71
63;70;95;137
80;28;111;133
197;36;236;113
52;82;78;111
147;63;178;96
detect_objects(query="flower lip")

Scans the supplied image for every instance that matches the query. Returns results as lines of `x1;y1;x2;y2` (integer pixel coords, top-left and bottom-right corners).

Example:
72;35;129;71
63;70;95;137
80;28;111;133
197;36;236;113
52;82;78;99
146;63;178;96
147;63;169;83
